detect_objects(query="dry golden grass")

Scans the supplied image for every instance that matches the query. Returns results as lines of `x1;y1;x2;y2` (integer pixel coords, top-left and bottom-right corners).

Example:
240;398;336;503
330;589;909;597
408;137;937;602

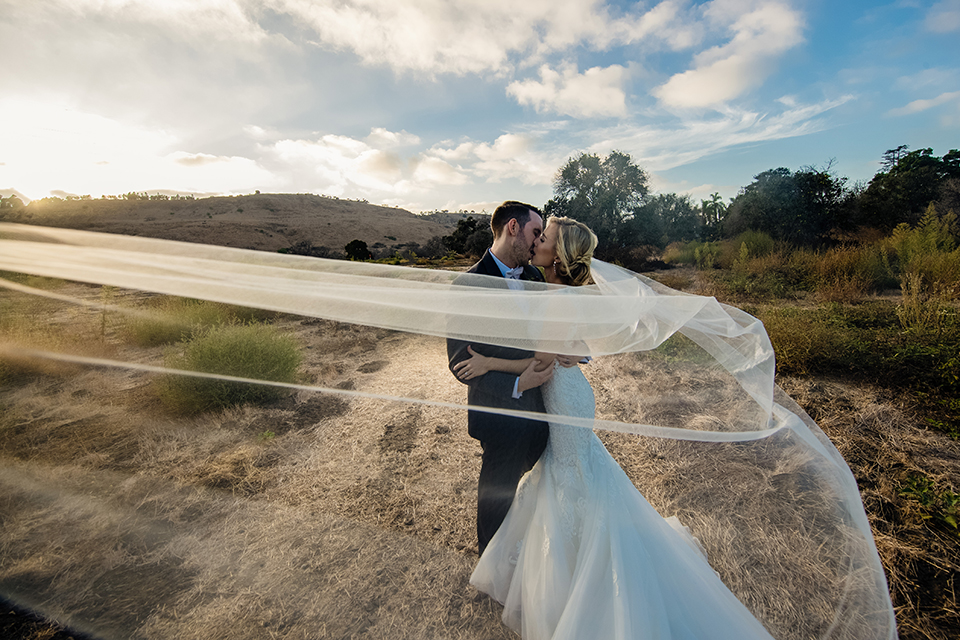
0;281;957;639
780;378;960;639
0;287;510;639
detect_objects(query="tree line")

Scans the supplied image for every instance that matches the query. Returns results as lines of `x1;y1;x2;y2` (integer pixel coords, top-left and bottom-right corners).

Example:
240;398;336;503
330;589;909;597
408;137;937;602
544;146;959;269
363;144;958;268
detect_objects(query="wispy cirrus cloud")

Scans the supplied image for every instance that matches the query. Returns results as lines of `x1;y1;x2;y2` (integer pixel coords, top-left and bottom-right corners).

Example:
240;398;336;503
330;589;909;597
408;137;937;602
583;95;852;171
887;91;960;117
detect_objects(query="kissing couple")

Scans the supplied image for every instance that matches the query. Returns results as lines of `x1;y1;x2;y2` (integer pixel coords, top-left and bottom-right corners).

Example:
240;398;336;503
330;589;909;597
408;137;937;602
447;201;776;640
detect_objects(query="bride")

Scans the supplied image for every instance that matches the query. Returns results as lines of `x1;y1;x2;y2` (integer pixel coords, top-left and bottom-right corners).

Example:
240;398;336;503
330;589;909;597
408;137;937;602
455;216;776;640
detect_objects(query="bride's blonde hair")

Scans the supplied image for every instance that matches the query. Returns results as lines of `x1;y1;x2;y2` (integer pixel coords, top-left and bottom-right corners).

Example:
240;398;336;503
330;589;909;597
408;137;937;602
550;216;597;287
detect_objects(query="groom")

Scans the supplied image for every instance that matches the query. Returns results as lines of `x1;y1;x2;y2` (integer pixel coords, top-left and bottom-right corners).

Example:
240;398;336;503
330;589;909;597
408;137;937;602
447;201;553;555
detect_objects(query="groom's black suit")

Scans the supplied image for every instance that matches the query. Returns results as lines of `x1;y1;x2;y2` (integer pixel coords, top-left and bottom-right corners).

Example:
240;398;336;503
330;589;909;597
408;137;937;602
447;249;549;555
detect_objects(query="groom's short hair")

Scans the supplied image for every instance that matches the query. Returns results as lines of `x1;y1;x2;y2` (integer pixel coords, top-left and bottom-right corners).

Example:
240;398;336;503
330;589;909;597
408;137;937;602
490;201;542;238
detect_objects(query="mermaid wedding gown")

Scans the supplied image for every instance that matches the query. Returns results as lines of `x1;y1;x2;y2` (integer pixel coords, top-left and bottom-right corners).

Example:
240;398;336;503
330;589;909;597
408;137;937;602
470;365;776;640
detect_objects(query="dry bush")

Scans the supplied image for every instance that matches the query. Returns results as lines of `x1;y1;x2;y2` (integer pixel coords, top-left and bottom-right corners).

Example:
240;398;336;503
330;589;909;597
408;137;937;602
756;307;841;376
904;251;960;301
814;273;872;304
897;272;955;336
812;245;893;303
661;240;692;265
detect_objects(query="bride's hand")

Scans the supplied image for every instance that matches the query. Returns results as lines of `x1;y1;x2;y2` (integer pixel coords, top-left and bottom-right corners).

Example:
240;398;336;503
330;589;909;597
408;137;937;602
533;352;556;372
454;345;492;380
556;354;580;368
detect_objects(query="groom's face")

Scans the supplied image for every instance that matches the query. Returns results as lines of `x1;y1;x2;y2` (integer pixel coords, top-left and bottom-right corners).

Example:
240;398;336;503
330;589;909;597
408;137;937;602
511;211;544;266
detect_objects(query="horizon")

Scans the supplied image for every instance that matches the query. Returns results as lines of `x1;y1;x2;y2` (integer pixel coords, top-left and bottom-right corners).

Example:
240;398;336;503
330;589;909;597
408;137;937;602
1;1;958;213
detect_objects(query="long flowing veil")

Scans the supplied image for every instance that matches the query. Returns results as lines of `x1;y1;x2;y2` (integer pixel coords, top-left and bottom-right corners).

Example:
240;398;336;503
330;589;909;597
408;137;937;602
0;222;896;639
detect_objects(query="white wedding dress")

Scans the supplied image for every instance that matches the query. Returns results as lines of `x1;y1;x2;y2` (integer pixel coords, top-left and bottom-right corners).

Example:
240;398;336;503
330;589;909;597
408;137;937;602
470;365;776;640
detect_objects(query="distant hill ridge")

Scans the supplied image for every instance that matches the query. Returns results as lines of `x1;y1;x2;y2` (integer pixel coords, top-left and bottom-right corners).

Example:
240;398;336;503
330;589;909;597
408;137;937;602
0;193;488;254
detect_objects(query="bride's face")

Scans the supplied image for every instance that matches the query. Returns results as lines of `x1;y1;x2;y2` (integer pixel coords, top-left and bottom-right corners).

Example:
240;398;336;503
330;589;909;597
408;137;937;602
532;221;559;267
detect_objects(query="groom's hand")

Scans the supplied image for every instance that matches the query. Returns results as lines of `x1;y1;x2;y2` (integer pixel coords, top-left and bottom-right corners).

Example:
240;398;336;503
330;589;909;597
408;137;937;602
517;357;553;394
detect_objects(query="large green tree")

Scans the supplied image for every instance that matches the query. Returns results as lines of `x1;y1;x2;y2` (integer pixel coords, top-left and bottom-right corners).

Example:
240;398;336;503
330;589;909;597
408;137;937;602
724;165;852;245
545;150;649;257
859;147;960;230
624;193;701;248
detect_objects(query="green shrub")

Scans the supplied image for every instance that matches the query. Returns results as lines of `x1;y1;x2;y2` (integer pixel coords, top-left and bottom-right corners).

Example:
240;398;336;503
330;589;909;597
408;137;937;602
900;473;960;531
693;243;721;269
663;241;719;267
781;249;819;291
903;250;960;300
735;229;776;258
757;300;959;399
885;205;957;269
713;230;776;269
156;323;302;414
705;249;794;300
121;297;277;347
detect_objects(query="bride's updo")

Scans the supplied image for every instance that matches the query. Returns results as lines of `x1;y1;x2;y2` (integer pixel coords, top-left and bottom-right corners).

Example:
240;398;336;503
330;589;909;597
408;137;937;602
551;216;598;287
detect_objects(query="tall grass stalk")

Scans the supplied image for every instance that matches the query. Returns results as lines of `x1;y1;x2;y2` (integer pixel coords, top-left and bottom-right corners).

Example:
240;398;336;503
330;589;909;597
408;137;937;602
897;272;953;337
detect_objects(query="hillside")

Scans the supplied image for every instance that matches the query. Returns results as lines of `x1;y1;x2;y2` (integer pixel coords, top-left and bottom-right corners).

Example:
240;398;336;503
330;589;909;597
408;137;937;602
0;194;457;254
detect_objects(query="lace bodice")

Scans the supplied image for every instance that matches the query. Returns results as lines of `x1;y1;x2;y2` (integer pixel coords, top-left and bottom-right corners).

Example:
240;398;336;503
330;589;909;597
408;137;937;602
523;365;604;549
541;364;598;461
542;363;596;419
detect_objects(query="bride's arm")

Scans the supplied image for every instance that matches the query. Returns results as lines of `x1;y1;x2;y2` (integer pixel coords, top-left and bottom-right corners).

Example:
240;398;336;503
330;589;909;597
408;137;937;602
454;346;555;380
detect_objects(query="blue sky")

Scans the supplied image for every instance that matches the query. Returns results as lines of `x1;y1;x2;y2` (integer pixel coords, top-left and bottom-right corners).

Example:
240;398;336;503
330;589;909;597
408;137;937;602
1;0;957;213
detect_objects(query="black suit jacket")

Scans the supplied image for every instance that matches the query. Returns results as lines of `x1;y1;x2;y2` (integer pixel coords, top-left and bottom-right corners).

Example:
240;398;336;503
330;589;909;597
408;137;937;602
447;250;548;442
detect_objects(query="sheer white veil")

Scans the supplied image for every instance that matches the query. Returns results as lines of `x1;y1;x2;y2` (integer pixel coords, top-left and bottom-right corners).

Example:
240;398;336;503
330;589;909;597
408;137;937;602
0;222;896;639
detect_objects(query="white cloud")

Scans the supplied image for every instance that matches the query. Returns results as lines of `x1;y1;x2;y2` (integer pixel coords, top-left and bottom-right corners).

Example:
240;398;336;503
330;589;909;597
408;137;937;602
886;91;960;116
366;128;421;148
0;0;303;152
49;0;268;44
268;0;523;76
925;0;960;33
654;1;804;108
412;157;469;185
267;128;476;198
267;0;706;77
430;134;560;185
614;0;702;50
507;63;628;118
